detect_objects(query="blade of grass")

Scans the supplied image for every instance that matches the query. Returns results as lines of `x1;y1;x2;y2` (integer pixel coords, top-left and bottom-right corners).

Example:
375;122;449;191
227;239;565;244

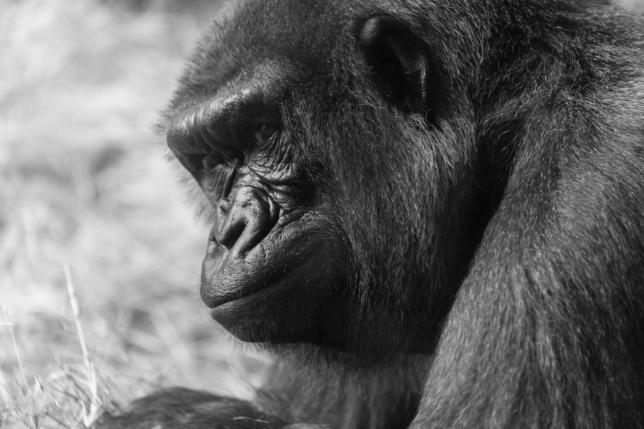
64;265;100;427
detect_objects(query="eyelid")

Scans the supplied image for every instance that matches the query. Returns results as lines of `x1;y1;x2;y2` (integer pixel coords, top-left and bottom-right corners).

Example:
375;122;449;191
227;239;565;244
202;152;224;170
254;124;280;146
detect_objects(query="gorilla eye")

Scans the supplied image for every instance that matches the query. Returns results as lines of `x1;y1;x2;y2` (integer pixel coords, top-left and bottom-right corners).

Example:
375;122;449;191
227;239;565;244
254;124;280;147
202;153;222;170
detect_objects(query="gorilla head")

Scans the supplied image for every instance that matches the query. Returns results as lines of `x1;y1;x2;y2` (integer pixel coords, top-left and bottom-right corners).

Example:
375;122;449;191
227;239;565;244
165;0;485;354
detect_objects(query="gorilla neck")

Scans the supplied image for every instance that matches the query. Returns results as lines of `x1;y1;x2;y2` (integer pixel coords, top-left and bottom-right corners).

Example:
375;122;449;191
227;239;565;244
257;350;431;429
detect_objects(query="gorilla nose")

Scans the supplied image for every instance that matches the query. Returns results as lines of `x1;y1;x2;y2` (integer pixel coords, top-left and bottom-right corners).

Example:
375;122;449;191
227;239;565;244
212;186;279;256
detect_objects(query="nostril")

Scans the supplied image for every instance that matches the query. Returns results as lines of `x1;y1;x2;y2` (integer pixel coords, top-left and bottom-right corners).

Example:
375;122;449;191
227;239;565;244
210;187;279;256
214;211;246;250
234;195;278;254
221;221;246;250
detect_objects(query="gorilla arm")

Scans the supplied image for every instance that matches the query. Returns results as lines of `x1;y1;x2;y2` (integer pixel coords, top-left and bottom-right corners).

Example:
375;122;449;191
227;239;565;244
412;55;644;429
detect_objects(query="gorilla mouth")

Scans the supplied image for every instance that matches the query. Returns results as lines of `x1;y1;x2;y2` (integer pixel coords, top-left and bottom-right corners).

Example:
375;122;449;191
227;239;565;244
200;238;286;309
200;222;331;310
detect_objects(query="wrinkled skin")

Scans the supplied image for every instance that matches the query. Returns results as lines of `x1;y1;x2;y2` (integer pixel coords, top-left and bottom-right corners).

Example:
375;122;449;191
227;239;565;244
98;0;644;428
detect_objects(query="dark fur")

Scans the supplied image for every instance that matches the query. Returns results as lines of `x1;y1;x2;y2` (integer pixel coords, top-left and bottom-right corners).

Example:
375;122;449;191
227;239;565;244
99;0;644;428
95;388;285;429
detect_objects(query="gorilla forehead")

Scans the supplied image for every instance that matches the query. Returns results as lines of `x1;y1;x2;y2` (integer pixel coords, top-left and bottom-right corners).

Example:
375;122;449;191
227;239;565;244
168;0;483;113
206;0;360;56
173;0;356;104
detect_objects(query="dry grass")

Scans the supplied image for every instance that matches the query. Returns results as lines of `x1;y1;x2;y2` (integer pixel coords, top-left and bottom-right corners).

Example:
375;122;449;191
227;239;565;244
0;1;270;427
1;0;643;428
618;0;644;9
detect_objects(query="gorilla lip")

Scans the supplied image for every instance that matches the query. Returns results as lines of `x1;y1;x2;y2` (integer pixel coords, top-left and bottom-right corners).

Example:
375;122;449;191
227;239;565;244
200;215;336;311
200;229;310;309
200;250;285;309
199;240;270;308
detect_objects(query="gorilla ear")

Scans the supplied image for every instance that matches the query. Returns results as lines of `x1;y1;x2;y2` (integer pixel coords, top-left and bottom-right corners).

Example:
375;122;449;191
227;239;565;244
358;15;430;113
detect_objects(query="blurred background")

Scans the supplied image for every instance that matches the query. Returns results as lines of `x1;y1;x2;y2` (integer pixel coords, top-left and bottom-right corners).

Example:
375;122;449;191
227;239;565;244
1;0;642;427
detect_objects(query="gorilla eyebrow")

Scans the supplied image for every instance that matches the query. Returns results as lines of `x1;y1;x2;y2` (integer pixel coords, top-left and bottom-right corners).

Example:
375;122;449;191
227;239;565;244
167;62;288;153
167;87;278;154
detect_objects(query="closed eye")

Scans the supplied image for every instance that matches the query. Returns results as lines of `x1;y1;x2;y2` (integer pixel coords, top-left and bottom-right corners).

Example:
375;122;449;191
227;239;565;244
253;124;280;148
202;152;225;170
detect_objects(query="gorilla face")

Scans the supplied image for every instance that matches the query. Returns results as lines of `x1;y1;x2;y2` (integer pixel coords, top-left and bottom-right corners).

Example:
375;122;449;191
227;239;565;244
166;62;352;346
165;1;482;354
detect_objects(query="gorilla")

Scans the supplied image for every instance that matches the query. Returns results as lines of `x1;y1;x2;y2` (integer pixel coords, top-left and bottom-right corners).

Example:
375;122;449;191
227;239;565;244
97;0;644;428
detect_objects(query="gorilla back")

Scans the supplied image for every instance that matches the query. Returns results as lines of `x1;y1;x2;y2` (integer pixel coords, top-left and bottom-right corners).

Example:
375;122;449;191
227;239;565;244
99;1;644;428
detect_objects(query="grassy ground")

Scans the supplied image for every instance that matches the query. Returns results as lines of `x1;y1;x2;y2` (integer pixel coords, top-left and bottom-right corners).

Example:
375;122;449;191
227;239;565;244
1;1;642;428
0;1;270;428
